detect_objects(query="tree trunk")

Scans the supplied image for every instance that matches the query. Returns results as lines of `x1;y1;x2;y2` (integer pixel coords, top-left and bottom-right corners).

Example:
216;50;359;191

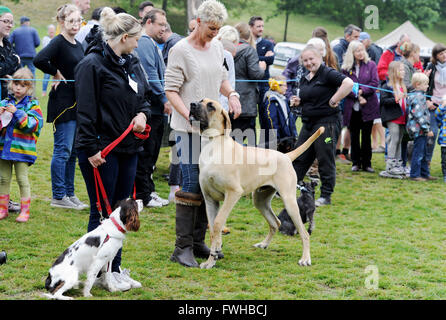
162;0;168;12
187;0;204;22
283;10;289;42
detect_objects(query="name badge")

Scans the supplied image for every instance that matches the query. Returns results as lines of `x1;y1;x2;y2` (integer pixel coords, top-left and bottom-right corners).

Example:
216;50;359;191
129;76;138;94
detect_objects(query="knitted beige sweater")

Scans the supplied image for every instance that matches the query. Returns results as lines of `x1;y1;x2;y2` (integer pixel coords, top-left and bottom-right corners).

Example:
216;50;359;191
165;38;228;132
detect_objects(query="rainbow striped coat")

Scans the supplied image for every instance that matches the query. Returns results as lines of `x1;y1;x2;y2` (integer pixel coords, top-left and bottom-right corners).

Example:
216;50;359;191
0;95;43;164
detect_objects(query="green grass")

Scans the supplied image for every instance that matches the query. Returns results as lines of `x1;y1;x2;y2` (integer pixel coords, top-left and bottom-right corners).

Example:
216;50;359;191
1;0;446;301
0;66;445;300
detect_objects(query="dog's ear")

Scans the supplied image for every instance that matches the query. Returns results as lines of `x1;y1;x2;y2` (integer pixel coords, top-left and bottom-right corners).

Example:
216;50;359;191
311;179;319;188
120;199;140;232
222;109;231;135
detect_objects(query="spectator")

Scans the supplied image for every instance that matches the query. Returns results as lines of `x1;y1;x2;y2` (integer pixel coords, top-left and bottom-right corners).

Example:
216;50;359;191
134;8;171;208
425;43;446;166
188;18;197;34
216;25;239;112
162;22;183;65
0;6;20;100
41;24;56;96
341;40;380;173
400;41;418;90
73;0;91;15
0;68;43;222
233;22;265;146
332;24;361;66
282;53;304;101
377;34;424;82
34;4;87;210
293;45;354;207
9;16;40;77
249;16;275;132
0;6;21;214
74;7;150;290
434;96;446;183
165;0;241;268
262;75;298;154
380;61;407;176
359;32;382;65
406;73;435;181
312;26;339;70
161;22;184;203
75;7;102;46
138;1;154;20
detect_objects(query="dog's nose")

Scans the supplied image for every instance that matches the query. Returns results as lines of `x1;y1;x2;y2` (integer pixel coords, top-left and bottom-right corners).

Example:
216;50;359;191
190;102;198;109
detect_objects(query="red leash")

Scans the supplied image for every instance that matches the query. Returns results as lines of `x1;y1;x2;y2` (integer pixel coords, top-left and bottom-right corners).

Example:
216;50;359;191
94;123;151;219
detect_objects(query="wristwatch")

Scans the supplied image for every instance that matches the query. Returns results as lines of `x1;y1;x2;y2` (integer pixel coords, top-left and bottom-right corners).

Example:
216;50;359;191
228;91;240;99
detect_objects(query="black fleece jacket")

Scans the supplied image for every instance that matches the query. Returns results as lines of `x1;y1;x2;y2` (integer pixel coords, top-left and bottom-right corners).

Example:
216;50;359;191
74;40;152;157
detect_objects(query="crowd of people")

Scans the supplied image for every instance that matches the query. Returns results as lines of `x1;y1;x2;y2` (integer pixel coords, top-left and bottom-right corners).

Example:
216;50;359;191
0;0;445;292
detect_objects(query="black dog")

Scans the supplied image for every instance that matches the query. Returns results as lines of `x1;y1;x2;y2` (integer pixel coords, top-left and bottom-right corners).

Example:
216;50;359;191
278;180;317;236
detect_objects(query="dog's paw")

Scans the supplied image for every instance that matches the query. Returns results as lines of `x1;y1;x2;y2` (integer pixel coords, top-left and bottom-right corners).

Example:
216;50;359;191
298;257;312;266
83;290;93;298
200;258;217;269
253;242;268;249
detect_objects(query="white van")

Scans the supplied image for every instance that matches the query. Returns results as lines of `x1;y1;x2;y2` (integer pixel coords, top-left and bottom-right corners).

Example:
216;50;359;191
269;42;306;77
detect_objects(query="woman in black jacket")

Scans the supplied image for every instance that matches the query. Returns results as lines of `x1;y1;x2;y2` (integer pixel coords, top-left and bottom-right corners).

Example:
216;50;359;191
74;7;150;291
0;6;19;99
233;23;265;146
34;4;86;210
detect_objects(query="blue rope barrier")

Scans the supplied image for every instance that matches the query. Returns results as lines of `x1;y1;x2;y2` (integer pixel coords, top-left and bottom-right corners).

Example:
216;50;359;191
0;77;442;100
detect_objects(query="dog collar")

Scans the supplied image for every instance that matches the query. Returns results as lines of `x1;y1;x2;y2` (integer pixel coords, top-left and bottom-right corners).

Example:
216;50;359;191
111;217;126;234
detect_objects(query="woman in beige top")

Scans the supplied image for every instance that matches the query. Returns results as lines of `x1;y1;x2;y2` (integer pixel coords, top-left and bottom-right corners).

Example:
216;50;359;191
165;0;241;268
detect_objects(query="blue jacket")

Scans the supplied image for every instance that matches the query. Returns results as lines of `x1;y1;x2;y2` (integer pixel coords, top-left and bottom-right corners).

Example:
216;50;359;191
256;38;275;90
135;34;166;115
9;26;40;58
434;104;446;146
263;90;297;141
333;38;349;66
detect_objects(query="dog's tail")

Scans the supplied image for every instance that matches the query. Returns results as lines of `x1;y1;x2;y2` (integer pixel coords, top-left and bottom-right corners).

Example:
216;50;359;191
286;126;325;162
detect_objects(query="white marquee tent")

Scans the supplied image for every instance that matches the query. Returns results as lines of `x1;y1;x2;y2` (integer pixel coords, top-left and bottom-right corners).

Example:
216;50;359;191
375;21;436;58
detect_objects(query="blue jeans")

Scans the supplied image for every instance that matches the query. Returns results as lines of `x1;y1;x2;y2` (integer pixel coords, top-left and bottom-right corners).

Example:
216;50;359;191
175;131;201;194
20;57;36;77
78;150;138;273
410;135;430;178
51;120;77;199
42;73;51;93
426;110;438;162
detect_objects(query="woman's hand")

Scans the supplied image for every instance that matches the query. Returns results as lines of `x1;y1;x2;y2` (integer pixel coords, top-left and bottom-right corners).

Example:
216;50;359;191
52;70;67;90
132;112;147;133
88;151;106;168
228;95;241;119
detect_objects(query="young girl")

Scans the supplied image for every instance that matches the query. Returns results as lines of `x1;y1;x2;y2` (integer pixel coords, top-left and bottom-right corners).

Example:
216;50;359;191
263;75;299;153
380;61;407;176
0;68;43;222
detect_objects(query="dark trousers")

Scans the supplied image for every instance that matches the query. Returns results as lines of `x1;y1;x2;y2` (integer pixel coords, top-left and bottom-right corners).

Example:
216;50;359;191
230;116;257;146
442;147;446;178
78;150;138;273
294;121;340;199
348;110;373;169
135;114;165;204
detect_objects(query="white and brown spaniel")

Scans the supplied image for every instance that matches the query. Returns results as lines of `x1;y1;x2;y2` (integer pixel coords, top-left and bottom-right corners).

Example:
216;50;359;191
44;198;142;300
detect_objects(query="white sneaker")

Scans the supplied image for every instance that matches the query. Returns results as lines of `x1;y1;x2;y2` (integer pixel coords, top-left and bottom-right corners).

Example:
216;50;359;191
145;198;163;208
150;192;169;206
69;195;89;209
119;268;142;289
111;272;132;291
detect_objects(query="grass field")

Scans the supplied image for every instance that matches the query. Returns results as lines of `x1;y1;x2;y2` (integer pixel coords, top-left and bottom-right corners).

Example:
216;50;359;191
0;65;445;300
1;0;446;301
